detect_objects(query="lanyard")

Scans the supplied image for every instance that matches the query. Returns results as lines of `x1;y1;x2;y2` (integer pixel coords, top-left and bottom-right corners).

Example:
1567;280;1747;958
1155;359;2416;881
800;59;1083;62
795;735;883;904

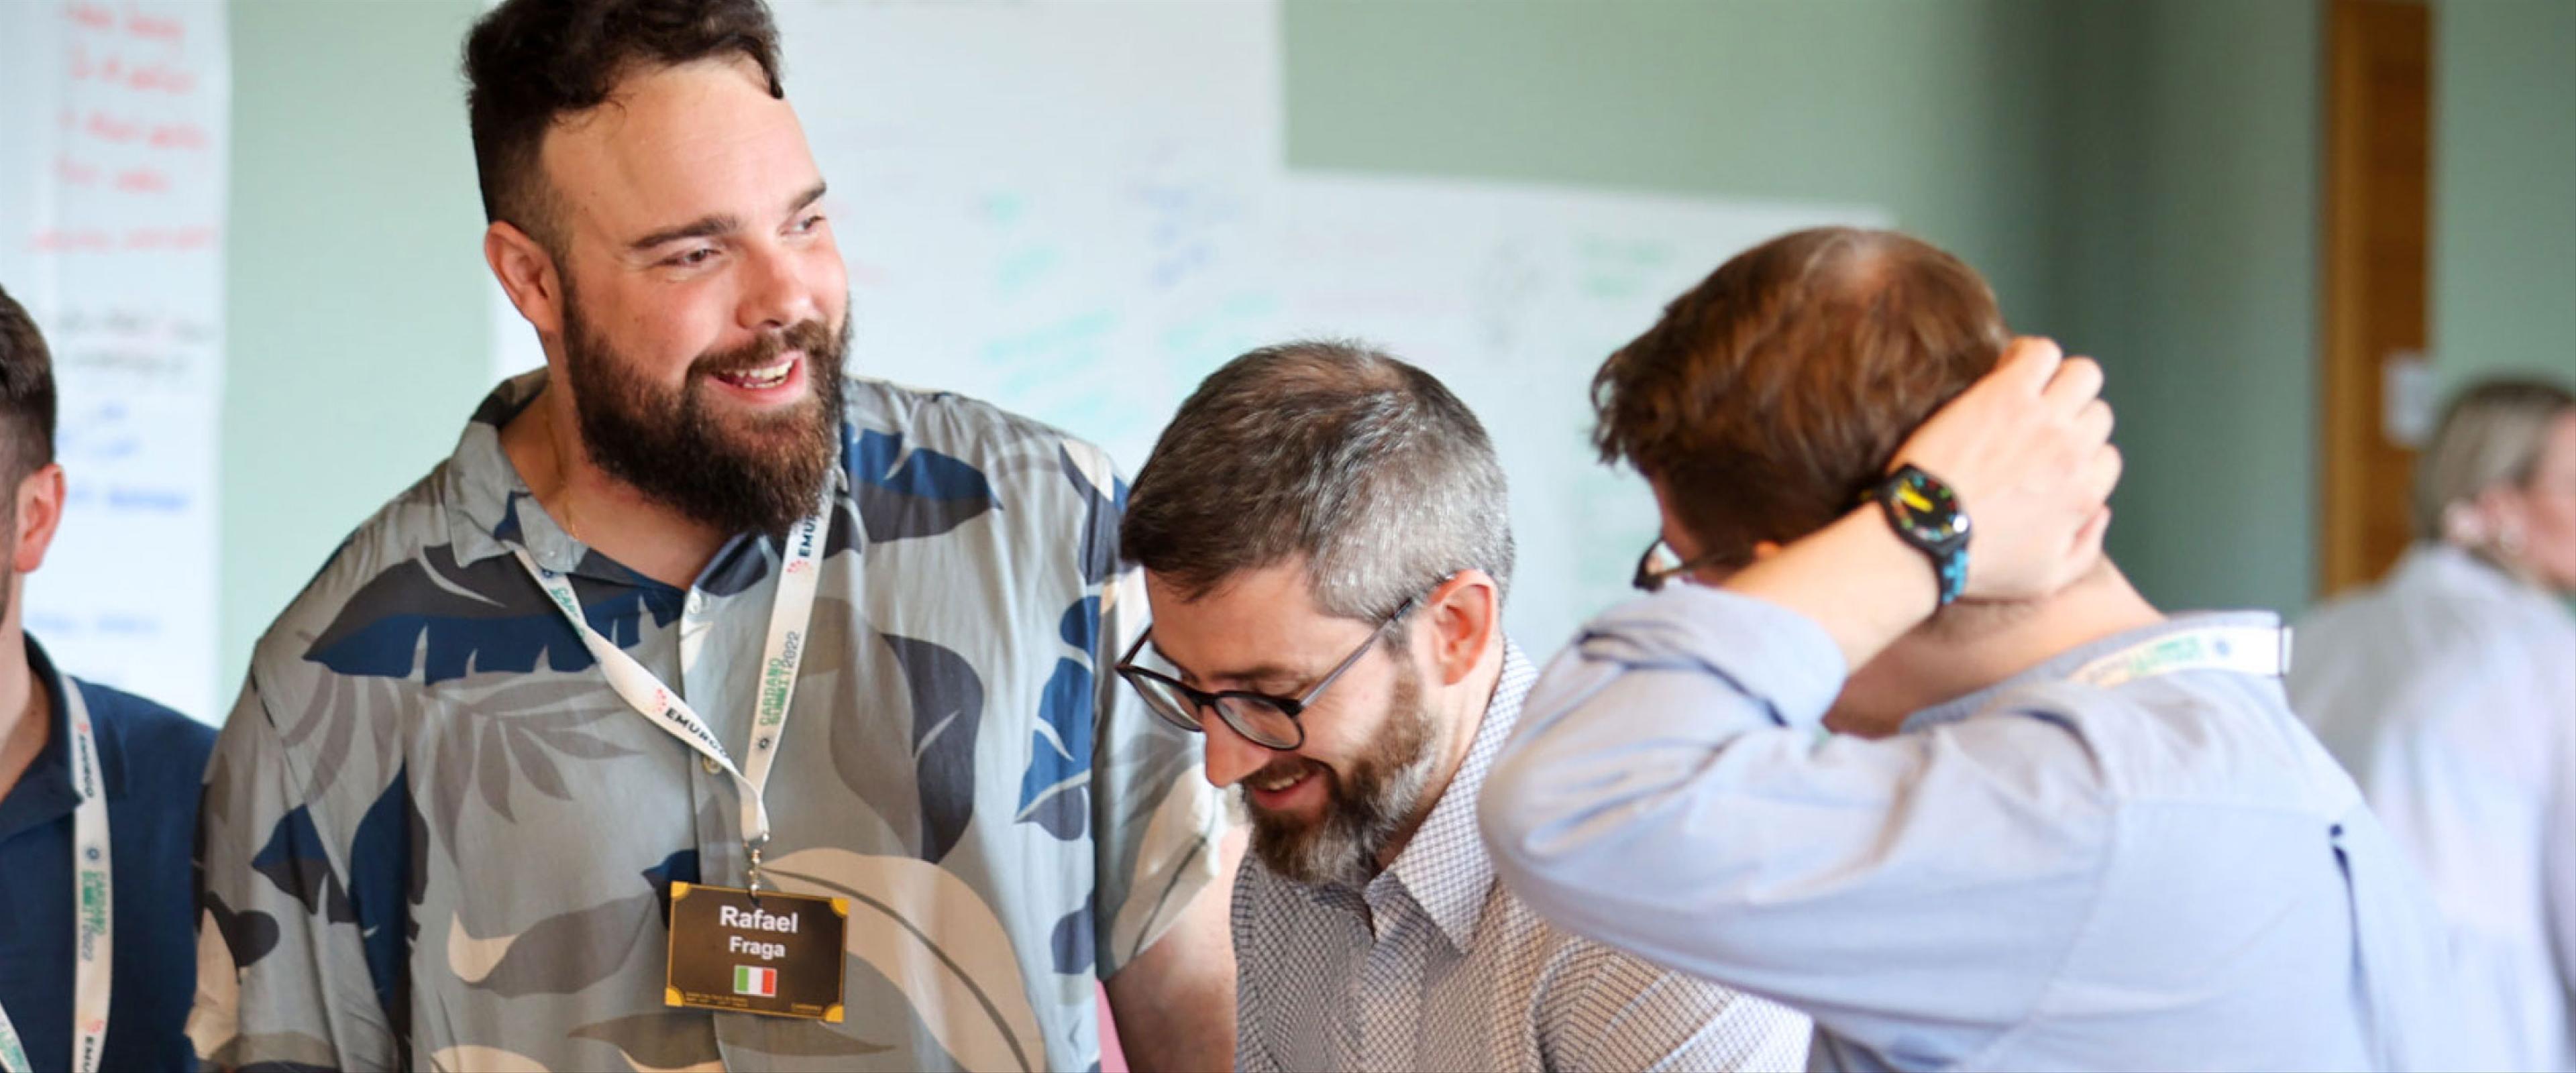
2068;624;2291;689
0;679;113;1073
513;497;830;893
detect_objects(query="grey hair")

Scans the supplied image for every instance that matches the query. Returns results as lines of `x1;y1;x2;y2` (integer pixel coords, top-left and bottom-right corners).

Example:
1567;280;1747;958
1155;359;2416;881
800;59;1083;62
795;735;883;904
1122;339;1515;622
2413;377;2576;541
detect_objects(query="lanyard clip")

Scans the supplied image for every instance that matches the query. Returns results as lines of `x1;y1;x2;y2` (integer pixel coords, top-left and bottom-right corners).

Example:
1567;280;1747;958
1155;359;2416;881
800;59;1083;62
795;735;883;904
746;834;770;903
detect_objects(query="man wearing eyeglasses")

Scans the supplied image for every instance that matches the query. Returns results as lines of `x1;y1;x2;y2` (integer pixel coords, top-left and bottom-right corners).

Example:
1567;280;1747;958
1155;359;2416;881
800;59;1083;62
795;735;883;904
1116;340;1811;1072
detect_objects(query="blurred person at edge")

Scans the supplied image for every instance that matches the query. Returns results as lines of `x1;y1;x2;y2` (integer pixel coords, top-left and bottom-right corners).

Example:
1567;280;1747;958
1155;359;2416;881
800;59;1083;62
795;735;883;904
2294;378;2576;1073
1479;226;2463;1071
184;0;1234;1069
0;284;215;1073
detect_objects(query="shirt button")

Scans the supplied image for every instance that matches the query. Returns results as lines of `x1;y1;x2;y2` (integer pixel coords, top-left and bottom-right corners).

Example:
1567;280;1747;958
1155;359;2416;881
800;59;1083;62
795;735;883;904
686;592;707;616
701;755;722;775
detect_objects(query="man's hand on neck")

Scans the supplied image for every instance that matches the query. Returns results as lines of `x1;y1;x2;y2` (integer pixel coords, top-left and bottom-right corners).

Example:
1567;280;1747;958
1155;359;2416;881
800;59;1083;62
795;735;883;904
500;384;733;590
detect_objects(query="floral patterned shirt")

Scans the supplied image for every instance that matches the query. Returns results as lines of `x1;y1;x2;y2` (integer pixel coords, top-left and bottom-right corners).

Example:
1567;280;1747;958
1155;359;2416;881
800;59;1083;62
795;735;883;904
189;372;1223;1072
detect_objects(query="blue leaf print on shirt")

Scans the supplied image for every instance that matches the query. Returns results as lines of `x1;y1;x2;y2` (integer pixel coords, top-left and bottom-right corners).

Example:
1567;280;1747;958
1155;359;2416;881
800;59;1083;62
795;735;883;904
1059;444;1123;586
1050;893;1095;976
1017;661;1094;841
883;632;985;862
846;427;998;543
348;769;415;1039
303;545;681;684
1018;598;1098;840
251;805;354;924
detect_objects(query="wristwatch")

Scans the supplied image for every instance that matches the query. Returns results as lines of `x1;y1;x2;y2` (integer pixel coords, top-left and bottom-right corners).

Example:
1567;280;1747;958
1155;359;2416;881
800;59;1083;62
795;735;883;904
1869;464;1972;606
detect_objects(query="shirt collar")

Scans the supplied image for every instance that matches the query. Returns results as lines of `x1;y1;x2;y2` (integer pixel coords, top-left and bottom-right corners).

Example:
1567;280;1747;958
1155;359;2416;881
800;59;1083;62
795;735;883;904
0;634;124;842
1901;610;2284;733
438;369;856;583
1373;640;1538;954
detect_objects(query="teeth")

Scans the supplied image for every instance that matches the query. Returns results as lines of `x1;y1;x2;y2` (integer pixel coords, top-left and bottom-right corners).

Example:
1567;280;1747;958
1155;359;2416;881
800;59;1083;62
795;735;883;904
720;357;796;389
1254;772;1303;792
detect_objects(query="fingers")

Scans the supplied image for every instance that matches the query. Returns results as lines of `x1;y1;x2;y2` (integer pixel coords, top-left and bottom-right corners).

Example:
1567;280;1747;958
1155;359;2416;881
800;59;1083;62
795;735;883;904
2065;506;2114;579
2078;443;2125;508
1995;337;2065;394
2041;355;2104;414
2071;398;2114;449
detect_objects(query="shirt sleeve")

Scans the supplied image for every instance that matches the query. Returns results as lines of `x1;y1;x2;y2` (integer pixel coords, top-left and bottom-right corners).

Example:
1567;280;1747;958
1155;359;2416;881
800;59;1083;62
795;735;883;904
1479;587;2114;1059
189;669;396;1071
1087;547;1226;979
1544;948;1812;1073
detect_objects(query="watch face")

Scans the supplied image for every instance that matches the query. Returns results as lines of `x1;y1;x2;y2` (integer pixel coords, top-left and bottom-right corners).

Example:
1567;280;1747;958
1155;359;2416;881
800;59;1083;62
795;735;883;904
1888;469;1969;547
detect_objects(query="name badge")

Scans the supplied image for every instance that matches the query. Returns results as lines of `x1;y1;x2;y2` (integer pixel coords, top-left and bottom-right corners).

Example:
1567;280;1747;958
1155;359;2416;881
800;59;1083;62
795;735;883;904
665;882;848;1021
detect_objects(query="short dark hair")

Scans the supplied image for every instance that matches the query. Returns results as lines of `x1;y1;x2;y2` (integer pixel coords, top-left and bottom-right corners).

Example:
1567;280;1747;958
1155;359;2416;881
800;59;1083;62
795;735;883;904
1593;227;2007;565
0;286;59;486
1123;340;1515;622
464;0;786;249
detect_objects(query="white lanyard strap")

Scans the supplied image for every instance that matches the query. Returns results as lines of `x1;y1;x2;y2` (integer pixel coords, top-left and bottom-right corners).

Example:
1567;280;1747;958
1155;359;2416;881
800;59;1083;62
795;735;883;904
0;679;113;1073
2068;624;2291;689
513;498;830;880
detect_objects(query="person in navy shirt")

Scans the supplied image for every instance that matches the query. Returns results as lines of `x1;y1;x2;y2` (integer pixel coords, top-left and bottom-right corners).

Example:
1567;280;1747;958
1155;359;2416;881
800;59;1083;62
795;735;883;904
0;284;215;1072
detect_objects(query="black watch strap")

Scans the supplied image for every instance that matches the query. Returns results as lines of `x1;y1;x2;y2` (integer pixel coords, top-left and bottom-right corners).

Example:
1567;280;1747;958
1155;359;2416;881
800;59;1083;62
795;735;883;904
1870;464;1972;606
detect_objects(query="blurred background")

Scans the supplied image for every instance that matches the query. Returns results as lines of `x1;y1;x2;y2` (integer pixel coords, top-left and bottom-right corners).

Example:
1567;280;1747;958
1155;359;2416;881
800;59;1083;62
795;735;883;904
0;0;2568;722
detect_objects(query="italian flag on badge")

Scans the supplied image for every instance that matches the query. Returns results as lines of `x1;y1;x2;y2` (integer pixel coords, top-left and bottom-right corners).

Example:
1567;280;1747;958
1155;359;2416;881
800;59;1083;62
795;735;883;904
735;966;777;998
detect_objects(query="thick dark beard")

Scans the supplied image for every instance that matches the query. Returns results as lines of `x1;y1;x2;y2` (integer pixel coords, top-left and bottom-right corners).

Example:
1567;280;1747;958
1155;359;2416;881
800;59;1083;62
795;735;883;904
559;286;848;541
1240;651;1440;889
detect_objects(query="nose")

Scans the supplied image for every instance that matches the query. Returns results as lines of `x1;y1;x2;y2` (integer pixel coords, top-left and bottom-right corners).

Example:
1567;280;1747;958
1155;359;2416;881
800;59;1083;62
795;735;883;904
1199;709;1275;789
737;241;822;334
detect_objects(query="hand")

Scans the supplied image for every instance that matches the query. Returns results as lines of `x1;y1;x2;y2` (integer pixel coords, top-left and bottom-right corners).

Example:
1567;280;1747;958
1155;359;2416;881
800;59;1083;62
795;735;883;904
1892;337;2119;601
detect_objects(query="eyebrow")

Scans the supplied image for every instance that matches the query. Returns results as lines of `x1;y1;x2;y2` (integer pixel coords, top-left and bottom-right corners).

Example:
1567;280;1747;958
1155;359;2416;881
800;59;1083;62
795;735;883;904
627;181;830;253
1147;634;1309;693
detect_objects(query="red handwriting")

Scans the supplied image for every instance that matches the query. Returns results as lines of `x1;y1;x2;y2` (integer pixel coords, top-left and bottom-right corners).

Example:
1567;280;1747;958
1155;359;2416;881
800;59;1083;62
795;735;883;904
148;123;209;151
63;1;112;30
113;168;169;194
85;111;140;144
29;230;115;253
124;11;184;43
56;157;101;187
69;46;200;95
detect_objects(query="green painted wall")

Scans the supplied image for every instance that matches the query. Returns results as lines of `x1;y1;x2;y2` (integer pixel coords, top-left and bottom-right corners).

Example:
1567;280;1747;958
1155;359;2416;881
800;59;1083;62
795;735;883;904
2432;0;2576;392
221;0;490;685
2051;0;2324;616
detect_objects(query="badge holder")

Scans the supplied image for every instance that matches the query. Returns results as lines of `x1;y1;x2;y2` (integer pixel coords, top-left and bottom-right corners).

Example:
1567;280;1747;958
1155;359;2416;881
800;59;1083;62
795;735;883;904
665;836;849;1022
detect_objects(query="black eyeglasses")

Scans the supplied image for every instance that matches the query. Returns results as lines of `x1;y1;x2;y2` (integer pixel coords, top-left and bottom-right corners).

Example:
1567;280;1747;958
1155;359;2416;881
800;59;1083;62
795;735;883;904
1633;536;1728;593
1115;593;1424;750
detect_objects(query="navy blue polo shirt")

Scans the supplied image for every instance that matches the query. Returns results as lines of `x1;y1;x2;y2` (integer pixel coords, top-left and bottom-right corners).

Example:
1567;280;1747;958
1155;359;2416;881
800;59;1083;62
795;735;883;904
0;636;213;1072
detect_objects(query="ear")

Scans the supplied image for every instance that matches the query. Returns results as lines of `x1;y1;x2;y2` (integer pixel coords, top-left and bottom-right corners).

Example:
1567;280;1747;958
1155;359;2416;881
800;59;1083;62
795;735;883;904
13;463;66;575
1421;570;1500;688
484;220;567;341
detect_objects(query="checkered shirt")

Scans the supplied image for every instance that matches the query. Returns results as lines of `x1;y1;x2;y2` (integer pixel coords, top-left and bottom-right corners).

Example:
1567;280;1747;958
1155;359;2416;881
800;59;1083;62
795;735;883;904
1231;642;1813;1072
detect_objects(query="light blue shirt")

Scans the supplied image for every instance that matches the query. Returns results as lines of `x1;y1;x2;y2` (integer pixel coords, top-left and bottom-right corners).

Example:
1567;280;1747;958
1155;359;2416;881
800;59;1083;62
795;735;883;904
1479;586;2461;1071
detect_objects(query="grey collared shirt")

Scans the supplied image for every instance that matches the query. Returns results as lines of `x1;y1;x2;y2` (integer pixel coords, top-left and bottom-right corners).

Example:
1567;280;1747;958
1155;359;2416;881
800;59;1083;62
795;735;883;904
1232;642;1811;1073
189;372;1224;1072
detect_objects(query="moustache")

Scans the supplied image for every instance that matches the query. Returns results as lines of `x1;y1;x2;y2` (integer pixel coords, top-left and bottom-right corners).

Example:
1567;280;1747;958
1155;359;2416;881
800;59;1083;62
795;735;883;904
688;318;839;380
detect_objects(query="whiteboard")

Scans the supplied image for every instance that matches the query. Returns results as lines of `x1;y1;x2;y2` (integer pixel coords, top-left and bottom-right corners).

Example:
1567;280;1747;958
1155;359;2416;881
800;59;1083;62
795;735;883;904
1;0;228;721
1278;172;1888;652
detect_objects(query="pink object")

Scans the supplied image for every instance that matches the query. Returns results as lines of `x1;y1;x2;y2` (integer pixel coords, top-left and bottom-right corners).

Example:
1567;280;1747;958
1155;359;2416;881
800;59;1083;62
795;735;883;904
1096;984;1130;1072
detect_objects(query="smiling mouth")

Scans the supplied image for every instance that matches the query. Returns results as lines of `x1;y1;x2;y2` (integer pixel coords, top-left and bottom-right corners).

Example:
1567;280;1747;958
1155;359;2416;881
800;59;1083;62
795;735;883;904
712;353;798;390
1252;769;1309;793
